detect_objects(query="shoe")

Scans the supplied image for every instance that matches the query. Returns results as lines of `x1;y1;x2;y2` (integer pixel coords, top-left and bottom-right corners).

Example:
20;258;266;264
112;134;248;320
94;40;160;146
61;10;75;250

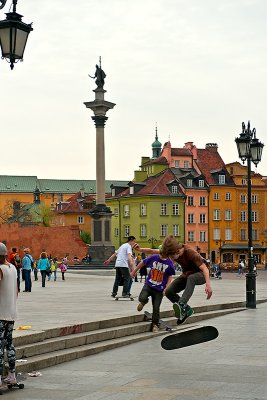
3;375;17;385
173;301;193;319
137;303;144;312
152;324;160;333
122;294;130;298
111;293;116;298
175;303;194;325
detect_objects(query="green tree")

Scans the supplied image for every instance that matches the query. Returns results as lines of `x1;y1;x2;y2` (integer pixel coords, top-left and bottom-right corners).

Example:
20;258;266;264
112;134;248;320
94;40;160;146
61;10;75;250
80;230;91;244
30;203;53;227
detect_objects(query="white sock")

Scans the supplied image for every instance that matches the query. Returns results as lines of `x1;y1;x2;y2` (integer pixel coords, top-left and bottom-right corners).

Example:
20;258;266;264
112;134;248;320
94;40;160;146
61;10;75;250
0;375;2;385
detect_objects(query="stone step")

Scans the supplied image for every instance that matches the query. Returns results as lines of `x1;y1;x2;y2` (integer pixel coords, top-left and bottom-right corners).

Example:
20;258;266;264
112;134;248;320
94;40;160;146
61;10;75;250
14;307;245;373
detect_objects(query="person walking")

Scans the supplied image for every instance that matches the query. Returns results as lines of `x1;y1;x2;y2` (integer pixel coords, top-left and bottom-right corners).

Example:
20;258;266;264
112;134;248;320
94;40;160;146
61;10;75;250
0;242;18;386
59;261;67;280
50;258;58;281
8;247;21;292
104;236;137;298
22;248;33;292
131;235;178;332
37;252;50;288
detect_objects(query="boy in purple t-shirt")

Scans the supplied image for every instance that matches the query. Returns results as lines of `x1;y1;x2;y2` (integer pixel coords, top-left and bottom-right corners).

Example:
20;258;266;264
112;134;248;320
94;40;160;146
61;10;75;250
131;235;179;332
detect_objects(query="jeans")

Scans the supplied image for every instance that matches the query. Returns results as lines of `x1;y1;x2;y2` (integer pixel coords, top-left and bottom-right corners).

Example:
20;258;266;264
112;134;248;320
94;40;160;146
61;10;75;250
41;270;46;287
16;268;20;292
23;269;32;292
112;267;130;296
53;271;57;281
0;320;16;375
139;284;163;326
165;272;206;304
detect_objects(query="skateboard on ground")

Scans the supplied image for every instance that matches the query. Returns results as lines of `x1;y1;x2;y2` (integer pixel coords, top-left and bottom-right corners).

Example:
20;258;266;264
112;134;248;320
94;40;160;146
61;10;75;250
161;325;218;350
0;375;25;394
115;295;136;301
144;311;173;332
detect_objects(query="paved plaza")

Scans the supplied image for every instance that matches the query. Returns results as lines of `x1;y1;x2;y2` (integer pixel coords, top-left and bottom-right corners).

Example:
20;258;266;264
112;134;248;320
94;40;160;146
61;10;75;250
5;270;267;399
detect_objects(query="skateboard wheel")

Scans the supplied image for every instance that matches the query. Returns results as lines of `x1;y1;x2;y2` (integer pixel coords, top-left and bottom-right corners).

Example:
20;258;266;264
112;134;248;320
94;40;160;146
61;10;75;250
7;385;12;389
115;298;118;301
18;384;24;389
130;298;134;301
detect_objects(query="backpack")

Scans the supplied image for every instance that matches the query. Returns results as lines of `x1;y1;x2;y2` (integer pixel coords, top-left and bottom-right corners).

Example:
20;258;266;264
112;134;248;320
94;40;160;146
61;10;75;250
13;253;21;269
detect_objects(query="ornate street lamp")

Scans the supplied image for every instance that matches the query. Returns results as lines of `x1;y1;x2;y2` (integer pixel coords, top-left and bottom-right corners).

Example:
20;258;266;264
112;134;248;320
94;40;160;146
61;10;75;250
0;0;33;70
148;237;158;249
235;121;264;308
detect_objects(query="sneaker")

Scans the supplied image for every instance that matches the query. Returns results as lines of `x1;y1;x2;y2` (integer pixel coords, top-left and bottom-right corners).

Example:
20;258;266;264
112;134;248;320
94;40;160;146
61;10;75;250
176;304;194;325
111;293;116;298
173;301;193;320
137;302;144;312
122;294;130;298
3;375;17;385
152;324;160;333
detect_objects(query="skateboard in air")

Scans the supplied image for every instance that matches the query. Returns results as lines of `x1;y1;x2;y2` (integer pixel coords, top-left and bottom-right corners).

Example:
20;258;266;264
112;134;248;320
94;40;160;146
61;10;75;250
144;311;173;331
161;325;219;350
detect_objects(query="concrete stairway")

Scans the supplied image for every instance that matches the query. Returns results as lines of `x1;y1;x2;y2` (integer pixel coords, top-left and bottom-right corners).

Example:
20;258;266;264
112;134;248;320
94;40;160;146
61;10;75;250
13;302;248;373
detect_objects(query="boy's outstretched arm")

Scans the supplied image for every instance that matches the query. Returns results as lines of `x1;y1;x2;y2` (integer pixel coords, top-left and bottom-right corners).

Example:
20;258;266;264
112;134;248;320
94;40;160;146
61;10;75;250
135;245;159;254
103;252;117;265
199;263;213;299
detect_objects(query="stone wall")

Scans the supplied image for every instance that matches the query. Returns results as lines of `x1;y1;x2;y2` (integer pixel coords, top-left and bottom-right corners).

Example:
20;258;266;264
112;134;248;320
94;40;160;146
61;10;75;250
0;223;88;260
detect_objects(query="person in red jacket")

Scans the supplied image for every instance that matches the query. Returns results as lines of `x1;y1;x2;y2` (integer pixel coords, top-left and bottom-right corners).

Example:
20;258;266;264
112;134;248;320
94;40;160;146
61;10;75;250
8;247;21;293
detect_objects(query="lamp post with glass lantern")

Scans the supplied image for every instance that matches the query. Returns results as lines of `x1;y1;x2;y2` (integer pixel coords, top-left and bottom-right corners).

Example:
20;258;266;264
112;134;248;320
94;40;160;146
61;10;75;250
0;0;33;70
235;121;264;308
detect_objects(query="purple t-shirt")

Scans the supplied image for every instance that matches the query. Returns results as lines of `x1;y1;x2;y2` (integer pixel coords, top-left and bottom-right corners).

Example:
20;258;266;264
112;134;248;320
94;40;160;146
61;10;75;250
144;254;175;292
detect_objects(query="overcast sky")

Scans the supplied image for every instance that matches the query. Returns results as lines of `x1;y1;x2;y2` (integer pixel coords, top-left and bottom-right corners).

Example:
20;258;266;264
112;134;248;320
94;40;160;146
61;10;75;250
0;0;266;180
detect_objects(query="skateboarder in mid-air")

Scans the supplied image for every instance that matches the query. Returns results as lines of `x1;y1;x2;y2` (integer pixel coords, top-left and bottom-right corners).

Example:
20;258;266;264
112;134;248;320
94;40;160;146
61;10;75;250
131;235;179;332
165;243;213;324
136;243;213;325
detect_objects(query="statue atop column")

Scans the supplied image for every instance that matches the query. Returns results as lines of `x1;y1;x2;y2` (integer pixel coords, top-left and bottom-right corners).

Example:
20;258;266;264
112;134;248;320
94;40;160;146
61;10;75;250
89;57;106;89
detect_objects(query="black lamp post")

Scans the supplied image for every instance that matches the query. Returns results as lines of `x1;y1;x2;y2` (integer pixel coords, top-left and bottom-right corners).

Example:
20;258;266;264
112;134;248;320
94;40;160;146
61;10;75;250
0;0;33;70
235;121;264;308
148;237;158;249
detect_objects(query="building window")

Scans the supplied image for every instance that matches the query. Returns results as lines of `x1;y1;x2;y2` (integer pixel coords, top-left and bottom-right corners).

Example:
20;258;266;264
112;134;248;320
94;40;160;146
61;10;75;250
161;203;167;215
213;192;219;200
225;192;231;201
188;196;194;206
174;160;180;168
161;224;168;236
123;204;130;217
188;231;195;242
240;194;247;204
184;161;189;168
188;213;194;223
200;213;206;224
200;196;206;206
140;224;147;237
140;203;147;216
171;185;178;194
252;211;258;222
213;209;220;220
129;186;134;195
114;207;119;217
114;228;119;237
124;225;130;237
225;209;232;221
77;216;84;224
240;211;247;222
213;228;220;240
240;229;246;241
225;228;232;240
252;194;258;204
187;179;193;187
242;178;247;185
173;224;179;237
218;175;225;184
172;203;179;215
111;188;115;197
252;229;258;240
200;231;206;242
199;180;204;188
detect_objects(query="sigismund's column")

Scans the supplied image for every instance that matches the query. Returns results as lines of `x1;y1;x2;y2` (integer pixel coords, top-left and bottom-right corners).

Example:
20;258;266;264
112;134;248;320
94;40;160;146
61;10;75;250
84;60;115;261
